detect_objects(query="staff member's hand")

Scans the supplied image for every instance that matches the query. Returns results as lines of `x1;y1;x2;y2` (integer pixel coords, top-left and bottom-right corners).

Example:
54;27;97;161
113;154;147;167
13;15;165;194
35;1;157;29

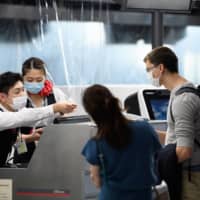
53;101;77;114
32;128;43;141
22;128;43;143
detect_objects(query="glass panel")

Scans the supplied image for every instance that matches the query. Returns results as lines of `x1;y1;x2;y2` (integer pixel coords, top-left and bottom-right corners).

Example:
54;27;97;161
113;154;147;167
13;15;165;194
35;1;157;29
0;4;152;85
163;14;200;84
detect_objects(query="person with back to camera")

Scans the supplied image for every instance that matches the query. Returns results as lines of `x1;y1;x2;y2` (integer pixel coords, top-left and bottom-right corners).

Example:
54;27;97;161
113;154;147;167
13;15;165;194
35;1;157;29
13;57;76;164
81;84;162;200
144;46;200;200
0;71;76;167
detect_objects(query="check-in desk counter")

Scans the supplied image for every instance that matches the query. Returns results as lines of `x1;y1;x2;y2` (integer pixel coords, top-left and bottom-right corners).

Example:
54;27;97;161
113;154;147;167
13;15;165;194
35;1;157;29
0;117;169;200
0;123;98;200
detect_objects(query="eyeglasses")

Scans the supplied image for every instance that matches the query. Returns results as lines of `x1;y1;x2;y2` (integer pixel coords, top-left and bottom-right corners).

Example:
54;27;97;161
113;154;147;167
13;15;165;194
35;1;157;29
146;65;158;73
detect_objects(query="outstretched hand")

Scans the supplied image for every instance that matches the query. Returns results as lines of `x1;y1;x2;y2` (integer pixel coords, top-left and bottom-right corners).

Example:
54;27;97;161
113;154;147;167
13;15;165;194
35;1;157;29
53;101;77;114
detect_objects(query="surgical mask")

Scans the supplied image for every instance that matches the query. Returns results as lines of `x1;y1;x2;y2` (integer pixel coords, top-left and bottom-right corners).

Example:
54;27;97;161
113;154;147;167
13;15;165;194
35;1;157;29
12;95;27;110
148;71;161;87
24;81;44;94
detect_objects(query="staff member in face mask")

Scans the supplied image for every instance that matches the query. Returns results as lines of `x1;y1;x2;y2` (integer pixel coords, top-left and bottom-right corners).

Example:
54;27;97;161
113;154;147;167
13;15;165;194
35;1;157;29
0;71;76;166
15;57;76;164
0;72;42;144
22;57;68;115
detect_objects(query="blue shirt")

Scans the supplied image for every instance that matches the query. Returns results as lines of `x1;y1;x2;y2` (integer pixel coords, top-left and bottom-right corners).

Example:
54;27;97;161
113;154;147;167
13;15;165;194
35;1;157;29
82;120;162;194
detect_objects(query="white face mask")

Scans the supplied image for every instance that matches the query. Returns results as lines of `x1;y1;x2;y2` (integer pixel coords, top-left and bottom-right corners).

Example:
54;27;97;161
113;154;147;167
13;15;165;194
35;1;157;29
148;71;161;87
12;95;27;110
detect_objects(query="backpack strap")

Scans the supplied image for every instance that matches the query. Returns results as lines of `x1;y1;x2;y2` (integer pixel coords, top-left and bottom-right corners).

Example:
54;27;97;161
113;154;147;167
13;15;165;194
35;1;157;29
175;87;200;97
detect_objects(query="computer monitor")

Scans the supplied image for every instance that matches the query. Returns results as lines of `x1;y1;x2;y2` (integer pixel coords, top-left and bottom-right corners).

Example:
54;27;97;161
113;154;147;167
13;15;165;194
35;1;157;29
143;89;170;120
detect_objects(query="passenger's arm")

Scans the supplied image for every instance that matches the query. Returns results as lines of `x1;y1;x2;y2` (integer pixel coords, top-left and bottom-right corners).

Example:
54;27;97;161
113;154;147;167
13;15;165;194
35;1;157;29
172;94;197;162
156;130;166;145
176;146;192;163
89;165;101;188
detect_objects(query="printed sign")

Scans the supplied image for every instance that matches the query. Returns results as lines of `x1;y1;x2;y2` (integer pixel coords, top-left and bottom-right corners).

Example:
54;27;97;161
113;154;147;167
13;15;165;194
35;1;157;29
0;179;12;200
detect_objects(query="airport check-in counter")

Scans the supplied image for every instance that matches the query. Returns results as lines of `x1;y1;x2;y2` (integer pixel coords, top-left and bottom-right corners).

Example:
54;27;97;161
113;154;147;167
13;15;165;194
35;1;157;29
0;119;169;200
0;121;99;200
0;88;171;200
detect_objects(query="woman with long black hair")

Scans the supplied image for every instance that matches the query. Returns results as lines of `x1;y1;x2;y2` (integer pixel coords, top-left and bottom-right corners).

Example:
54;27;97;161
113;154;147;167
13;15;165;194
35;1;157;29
82;84;161;200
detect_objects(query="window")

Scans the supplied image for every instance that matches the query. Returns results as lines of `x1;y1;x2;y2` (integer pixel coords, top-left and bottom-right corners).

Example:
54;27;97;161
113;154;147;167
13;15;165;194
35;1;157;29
0;10;152;85
163;14;200;84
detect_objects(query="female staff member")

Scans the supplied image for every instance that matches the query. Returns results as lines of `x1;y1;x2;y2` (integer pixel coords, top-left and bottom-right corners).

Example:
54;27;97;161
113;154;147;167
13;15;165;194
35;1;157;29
13;57;75;163
22;57;67;123
82;84;161;200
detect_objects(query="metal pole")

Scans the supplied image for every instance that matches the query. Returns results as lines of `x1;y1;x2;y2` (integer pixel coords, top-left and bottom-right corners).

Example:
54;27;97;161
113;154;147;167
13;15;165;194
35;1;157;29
152;11;163;48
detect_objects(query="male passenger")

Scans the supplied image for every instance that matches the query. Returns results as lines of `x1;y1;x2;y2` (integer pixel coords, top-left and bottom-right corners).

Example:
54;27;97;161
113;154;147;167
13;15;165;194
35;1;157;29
0;71;76;166
144;46;200;200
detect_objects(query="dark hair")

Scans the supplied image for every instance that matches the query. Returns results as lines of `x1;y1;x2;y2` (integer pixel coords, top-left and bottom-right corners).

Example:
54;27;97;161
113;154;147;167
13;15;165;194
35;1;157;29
144;46;178;73
0;71;23;94
22;57;46;76
82;84;131;149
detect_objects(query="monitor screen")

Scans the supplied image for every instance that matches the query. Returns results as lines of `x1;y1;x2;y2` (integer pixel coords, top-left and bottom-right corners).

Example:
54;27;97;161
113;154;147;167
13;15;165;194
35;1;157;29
149;99;169;120
143;89;170;120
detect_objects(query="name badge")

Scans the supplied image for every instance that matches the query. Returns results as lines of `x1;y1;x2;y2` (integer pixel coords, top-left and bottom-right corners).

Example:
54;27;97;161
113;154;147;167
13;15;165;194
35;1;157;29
15;139;27;155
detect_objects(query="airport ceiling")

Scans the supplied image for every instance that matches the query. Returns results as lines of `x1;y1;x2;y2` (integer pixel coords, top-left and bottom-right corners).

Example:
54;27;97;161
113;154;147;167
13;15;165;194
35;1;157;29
0;0;200;11
0;0;196;11
0;0;200;22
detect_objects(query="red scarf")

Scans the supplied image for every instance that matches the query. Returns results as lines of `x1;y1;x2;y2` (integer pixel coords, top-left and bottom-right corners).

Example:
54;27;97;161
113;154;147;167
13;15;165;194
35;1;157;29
38;80;53;97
